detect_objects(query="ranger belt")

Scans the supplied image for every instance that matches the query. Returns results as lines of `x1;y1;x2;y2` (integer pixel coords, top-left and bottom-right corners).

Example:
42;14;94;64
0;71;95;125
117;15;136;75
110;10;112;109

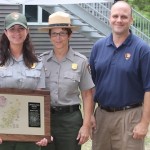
51;104;80;114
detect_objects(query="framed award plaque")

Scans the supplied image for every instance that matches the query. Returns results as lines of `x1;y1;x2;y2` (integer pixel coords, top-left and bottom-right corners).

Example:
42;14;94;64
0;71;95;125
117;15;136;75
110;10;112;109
0;88;51;142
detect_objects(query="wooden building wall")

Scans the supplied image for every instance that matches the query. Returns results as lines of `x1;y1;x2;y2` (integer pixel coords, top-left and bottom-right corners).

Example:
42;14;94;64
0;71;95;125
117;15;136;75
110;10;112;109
0;5;94;57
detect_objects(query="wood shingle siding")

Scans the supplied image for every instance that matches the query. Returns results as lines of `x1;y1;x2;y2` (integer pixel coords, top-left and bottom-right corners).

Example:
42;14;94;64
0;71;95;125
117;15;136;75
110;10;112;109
29;25;94;57
0;5;94;58
0;5;21;33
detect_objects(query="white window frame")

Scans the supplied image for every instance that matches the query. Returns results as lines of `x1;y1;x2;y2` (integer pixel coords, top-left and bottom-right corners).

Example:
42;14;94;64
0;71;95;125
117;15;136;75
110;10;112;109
22;5;48;25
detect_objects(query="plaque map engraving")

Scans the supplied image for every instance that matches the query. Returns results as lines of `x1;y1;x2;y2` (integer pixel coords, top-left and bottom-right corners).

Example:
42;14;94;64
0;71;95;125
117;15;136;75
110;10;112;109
0;96;21;129
0;94;45;135
28;102;41;127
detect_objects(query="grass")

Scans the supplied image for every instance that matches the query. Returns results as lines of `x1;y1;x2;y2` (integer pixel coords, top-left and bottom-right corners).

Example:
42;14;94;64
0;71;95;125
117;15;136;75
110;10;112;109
145;135;150;150
82;139;92;150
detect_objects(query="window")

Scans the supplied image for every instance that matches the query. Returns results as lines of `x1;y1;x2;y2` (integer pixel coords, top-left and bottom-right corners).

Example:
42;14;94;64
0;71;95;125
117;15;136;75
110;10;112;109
42;9;49;22
23;5;50;24
25;5;38;22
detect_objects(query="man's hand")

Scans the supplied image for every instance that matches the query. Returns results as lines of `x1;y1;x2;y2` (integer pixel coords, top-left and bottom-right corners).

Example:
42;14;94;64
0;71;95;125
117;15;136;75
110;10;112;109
133;122;149;139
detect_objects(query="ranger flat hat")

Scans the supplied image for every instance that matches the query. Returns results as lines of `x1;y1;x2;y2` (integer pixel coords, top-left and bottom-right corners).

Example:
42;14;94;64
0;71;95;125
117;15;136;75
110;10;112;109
39;11;80;31
5;12;28;29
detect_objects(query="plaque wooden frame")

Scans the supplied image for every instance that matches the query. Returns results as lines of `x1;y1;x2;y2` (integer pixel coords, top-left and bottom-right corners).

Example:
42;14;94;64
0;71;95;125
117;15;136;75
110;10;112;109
0;88;51;142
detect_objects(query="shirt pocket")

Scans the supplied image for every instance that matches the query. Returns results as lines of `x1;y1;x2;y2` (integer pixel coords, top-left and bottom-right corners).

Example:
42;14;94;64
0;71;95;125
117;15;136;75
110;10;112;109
63;71;80;91
0;68;13;87
23;68;41;89
24;61;43;78
25;69;41;78
64;71;80;82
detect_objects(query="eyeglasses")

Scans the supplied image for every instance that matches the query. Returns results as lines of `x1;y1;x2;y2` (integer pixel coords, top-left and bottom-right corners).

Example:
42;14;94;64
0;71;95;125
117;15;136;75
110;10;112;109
50;32;68;37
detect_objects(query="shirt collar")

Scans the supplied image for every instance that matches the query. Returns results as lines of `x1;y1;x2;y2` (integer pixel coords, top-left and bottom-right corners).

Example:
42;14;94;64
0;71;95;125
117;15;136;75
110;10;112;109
106;30;133;47
46;47;74;62
7;54;23;66
65;47;75;62
45;50;53;62
12;54;23;62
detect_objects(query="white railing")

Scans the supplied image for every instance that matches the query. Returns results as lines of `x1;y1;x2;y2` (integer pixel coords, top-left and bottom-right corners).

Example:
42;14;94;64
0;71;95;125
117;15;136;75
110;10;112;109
79;3;150;45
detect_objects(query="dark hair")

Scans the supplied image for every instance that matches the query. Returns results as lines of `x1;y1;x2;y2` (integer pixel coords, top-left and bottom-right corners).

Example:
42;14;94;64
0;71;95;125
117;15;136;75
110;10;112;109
0;32;38;68
48;28;72;36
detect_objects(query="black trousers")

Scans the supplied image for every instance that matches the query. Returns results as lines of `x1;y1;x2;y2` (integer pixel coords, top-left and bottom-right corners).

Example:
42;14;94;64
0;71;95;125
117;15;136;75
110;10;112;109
0;142;40;150
42;110;83;150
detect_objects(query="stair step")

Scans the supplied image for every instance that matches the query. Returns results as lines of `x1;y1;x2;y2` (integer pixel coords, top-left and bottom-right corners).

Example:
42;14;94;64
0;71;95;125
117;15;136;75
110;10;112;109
72;20;89;26
79;26;97;32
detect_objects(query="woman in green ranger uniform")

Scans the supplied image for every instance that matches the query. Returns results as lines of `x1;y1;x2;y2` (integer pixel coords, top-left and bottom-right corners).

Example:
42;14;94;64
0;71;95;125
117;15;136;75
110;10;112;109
0;12;48;150
40;11;95;150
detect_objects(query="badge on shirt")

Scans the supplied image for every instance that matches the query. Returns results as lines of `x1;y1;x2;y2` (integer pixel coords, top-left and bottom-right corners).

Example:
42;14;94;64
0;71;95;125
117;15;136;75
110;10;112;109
125;53;131;60
31;63;36;69
72;63;78;70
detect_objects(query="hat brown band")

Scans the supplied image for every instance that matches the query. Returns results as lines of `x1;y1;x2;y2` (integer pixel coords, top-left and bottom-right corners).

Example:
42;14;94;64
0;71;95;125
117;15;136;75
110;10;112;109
49;23;71;27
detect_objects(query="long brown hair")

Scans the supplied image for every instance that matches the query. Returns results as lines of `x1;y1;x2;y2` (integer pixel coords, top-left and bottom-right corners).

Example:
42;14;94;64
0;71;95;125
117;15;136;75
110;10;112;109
0;32;38;68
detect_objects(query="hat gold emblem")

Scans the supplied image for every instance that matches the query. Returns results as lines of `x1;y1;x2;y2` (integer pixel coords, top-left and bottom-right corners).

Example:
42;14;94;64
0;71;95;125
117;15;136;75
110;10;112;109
72;63;78;70
125;53;131;60
12;13;19;20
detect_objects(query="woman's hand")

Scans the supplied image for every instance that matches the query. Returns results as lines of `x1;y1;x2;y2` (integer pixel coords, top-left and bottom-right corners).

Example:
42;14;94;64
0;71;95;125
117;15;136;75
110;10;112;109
36;136;53;146
0;138;2;144
36;138;48;146
77;125;90;145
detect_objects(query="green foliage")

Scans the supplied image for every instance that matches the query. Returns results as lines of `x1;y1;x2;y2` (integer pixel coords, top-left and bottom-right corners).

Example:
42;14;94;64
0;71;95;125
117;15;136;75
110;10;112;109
127;0;150;19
